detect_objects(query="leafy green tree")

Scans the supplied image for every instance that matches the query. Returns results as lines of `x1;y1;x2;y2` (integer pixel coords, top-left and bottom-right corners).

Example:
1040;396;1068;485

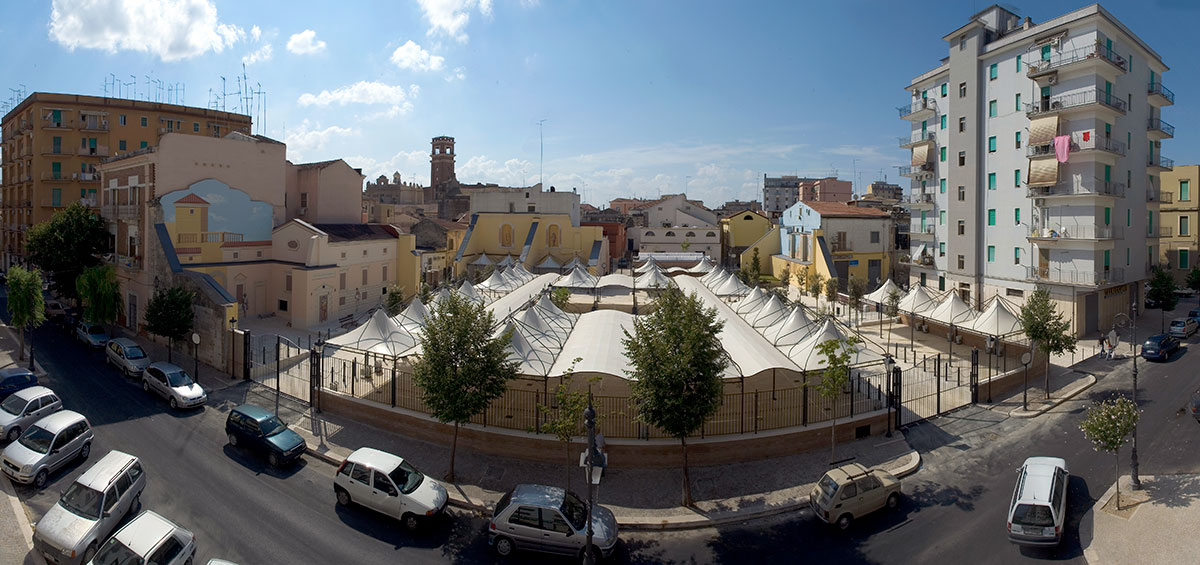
412;292;519;482
383;285;406;316
1018;287;1077;399
537;358;589;490
805;269;823;299
419;282;433;305
1079;396;1138;510
623;288;727;506
778;263;792;289
749;248;762;282
75;265;122;331
26;202;108;304
815;336;859;461
847;276;867;326
6;266;45;361
550;287;571;311
1186;267;1200;295
884;288;902;349
1146;267;1179;332
824;277;839;314
144;286;196;363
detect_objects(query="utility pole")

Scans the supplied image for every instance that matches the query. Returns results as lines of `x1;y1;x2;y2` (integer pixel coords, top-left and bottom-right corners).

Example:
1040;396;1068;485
537;119;547;189
583;394;597;565
1115;313;1141;489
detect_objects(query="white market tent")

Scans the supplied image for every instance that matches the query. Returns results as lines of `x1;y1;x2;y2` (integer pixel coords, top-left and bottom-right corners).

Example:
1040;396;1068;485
563;257;586;271
596;274;634;289
477;269;513;292
748;294;789;328
711;272;751;296
634;256;658;273
497;255;517;267
469;253;494;267
675;276;792;378
533;294;579;332
965;297;1023;336
764;307;814;346
897;285;938;314
457;280;485;304
785;319;884;371
700;267;728;286
432;286;453;306
685;257;716;274
515;307;571;348
500;321;557;376
549;309;636;377
734;287;767;314
487;273;556;320
535;255;562;271
511;263;536;282
926;292;979;326
634;269;674;289
391;298;428;329
865;279;902;304
553;265;600;288
326;309;419;357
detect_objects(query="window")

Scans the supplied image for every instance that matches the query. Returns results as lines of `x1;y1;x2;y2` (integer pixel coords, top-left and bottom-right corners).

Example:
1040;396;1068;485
1015;132;1021;149
148;537;184;565
958;151;966;166
940;179;947;193
1182;249;1190;270
989;100;998;117
1104;207;1111;225
382;266;388;281
1041;45;1051;61
959;82;966;97
988;136;996;152
957;220;965;235
1182;180;1191;201
118;140;126;151
941;115;947;129
119;114;127;126
139;141;147;149
511;506;541;528
339;272;346;290
103;485;120;513
362;269;368;285
939;242;946;257
139;116;147;127
278;299;288;312
1015;169;1021;187
959;35;966;50
285;274;292;291
1015;93;1021;111
870;231;880;243
989;63;997;80
374;470;397;496
988;173;996;190
941;83;947;97
939;275;946;290
51;188;61;207
958;117;966;132
1014;247;1021;264
940;211;946;225
957;186;965;201
940;147;947;162
957;255;965;270
1181;216;1190;236
339;296;346;306
1014;208;1020;225
193;122;199;133
300;193;308;207
987;209;996;226
987;246;995;262
1016;54;1022;72
362;249;368;257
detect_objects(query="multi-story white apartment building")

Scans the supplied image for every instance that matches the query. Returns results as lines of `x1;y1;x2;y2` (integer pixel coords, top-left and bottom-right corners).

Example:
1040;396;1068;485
901;4;1172;336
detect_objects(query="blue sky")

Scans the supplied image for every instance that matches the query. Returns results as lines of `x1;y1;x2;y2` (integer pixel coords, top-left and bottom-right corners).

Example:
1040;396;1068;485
2;1;1196;209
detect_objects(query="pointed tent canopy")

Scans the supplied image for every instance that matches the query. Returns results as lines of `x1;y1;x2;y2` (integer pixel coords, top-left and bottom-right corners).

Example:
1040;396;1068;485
457;280;484;304
749;294;789;328
636;261;665;278
926;292;979;326
477;269;511;291
965;297;1023;336
764;307;814;346
686;257;716;274
516;306;569;347
712;272;751;296
431;286;454;306
511;263;536;281
865;279;901;304
634;268;674;289
535;254;562;270
326;309;418;357
734;287;767;314
497;255;516;267
634;256;658;273
701;266;727;286
786;319;884;371
392;298;428;328
553;265;599;288
897;285;937;314
469;253;494;266
534;294;578;331
500;321;557;376
563;256;586;271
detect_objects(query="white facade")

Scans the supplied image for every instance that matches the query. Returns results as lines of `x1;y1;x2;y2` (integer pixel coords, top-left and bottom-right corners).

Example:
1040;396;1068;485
901;4;1171;335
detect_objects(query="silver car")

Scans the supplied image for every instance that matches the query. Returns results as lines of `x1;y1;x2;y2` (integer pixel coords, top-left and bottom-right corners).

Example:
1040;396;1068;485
88;510;196;565
34;451;147;565
0;386;62;442
1;410;94;488
142;362;206;409
75;323;109;348
105;338;151;377
489;484;619;560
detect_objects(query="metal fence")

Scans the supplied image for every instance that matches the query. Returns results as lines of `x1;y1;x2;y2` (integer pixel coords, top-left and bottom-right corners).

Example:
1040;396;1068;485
245;332;312;403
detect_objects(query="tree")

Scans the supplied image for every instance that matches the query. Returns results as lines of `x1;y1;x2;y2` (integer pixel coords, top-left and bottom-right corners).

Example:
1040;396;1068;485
884;288;902;349
1018;287;1077;399
26;202;108;304
749;248;762;282
1079;396;1138;510
75;265;122;330
1146;267;1179;332
6;266;45;361
412;292;519;482
778;263;793;291
622;288;726;506
383;285;406;316
1186;267;1200;296
815;336;859;461
550;287;571;311
805;269;822;299
537;358;588;491
144;286;196;363
847;276;867;326
824;277;839;315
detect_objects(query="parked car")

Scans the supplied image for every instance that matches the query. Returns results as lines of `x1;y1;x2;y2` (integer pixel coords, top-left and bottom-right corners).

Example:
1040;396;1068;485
1;410;93;488
225;404;306;467
1188;309;1200;325
87;510;195;565
1007;456;1069;546
44;300;67;323
142;362;206;409
334;447;448;530
105;338;151;377
33;451;146;565
0;367;38;402
1189;390;1200;424
1169;317;1198;338
489;484;618;560
1141;333;1181;361
809;462;902;530
75;323;109;349
0;386;62;442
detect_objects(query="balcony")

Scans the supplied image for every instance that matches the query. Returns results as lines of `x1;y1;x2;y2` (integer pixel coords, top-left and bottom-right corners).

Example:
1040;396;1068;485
1148;155;1174;172
1025;44;1127;80
1026;266;1125;287
41;117;73;130
78;172;99;182
900;253;935;267
79;118;109;132
176;231;244;244
1025;88;1127;118
40;199;66;208
905;193;936;208
898;132;937;149
1027;224;1120;242
898;98;937;121
110;204;141;220
898;163;934;178
1153;226;1173;238
41;146;68;156
111;254;142;271
77;146;110;158
1026;136;1125;160
909;224;936;238
829;240;852;253
1147;118;1175;141
1148;81;1175;106
1027;178;1125;200
39;172;75;182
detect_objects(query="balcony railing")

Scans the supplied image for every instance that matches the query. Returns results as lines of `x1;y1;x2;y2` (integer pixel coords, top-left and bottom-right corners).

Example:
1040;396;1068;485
1159;191;1174;204
909;224;936;235
1149;155;1174;169
40;172;72;181
905;193;936;205
1148;118;1175;137
177;232;244;244
1148;81;1175;104
1026;136;1125;158
112;254;142;270
1025;88;1127;117
77;146;110;157
1026;266;1124;286
41;146;67;156
42;118;73;129
1026;43;1127;76
1028;178;1125;198
829;240;852;252
897;98;937;119
79;119;109;132
1027;224;1120;240
898;163;933;177
110;204;141;220
1156;226;1174;238
898;132;937;148
78;172;99;182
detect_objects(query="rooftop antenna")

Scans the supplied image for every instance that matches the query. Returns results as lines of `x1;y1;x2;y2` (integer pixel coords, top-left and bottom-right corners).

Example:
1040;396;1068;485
537;118;547;189
128;75;137;100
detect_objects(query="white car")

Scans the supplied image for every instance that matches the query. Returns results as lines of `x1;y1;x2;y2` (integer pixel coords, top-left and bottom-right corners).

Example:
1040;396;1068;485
0;386;62;442
1;410;93;488
1169;317;1198;338
87;510;195;565
105;338;151;377
142;362;206;409
333;447;449;530
1007;457;1069;546
34;451;147;565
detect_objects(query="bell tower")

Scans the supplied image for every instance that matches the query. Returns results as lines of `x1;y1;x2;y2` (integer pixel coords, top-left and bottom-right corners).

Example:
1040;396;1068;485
430;136;456;194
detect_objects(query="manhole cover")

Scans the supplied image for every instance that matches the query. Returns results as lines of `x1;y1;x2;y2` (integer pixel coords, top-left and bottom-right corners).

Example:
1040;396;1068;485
484;465;505;482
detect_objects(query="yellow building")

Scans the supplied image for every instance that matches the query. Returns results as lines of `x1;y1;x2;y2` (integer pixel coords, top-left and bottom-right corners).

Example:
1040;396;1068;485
0;92;251;269
1158;165;1199;283
454;212;609;276
774;201;895;292
720;209;773;269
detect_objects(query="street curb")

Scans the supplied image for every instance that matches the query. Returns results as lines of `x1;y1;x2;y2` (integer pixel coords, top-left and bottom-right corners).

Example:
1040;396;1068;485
1009;374;1096;418
0;473;35;555
0;325;47;377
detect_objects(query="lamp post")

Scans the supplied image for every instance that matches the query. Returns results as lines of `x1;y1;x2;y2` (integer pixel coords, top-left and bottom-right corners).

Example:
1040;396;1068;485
1114;312;1141;490
1020;351;1032;411
581;394;602;565
883;354;895;437
191;332;201;385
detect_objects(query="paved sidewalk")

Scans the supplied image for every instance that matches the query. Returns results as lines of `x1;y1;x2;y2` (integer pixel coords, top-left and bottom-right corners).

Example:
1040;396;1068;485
1081;474;1200;565
0;324;46;565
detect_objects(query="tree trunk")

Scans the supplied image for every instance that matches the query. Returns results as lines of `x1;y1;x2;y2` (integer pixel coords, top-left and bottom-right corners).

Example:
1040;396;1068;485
680;436;693;507
565;441;572;492
830;416;837;462
16;326;25;361
447;422;459;483
1114;453;1121;510
1044;353;1051;400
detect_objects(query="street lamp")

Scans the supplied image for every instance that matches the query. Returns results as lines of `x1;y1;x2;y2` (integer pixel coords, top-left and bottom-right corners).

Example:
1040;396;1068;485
1114;312;1141;490
191;332;201;385
883;354;895;437
1020;350;1032;411
580;393;605;565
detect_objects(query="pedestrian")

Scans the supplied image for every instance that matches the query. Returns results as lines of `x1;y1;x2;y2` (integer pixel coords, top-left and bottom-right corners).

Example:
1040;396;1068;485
1098;334;1106;358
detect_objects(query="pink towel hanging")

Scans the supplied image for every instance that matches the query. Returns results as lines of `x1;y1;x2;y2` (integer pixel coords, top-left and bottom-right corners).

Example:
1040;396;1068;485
1054;135;1070;163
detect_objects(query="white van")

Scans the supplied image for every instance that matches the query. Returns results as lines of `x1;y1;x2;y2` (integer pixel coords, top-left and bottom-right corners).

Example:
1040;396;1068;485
1007;456;1069;546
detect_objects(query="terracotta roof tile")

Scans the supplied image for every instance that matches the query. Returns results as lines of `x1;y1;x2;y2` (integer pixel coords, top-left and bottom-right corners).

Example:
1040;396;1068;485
175;194;209;205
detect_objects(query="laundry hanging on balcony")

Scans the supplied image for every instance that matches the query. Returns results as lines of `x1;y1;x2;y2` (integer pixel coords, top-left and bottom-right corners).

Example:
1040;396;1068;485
1054;135;1070;163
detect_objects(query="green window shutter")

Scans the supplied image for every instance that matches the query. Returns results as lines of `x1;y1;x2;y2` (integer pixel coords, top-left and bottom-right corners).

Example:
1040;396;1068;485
1014;169;1021;187
1015;93;1021;111
987;173;996;190
52;136;61;153
940;179;946;193
80;188;86;198
1104;207;1111;225
1182;249;1190;270
989;64;997;79
1015;247;1021;263
1016;54;1022;72
51;188;61;207
1104;164;1111;182
988;100;997;117
89;138;97;149
1015;131;1021;147
1014;208;1020;224
1181;180;1190;201
940;147;946;162
1104;250;1110;268
939;242;945;254
140;141;148;148
1041;45;1051;61
941;83;947;96
51;109;61;123
987;209;995;225
1149;210;1154;230
988;137;996;152
941;115;947;129
940;211;945;225
938;275;945;291
922;120;927;136
921;211;927;228
51;162;61;177
987;246;995;262
1041;86;1050;98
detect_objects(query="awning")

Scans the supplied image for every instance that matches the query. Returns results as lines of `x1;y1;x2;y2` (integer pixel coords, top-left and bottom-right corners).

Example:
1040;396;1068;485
911;144;930;167
1028;159;1059;187
1029;116;1059;146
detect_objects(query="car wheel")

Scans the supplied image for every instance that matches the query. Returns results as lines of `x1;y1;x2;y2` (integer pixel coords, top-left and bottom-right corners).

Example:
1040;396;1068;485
402;512;420;531
5;427;19;442
33;469;48;489
131;493;141;514
886;492;900;510
268;452;280;467
82;543;97;563
493;536;514;557
227;433;238;447
80;442;91;460
335;488;351;507
836;513;852;531
169;397;178;409
142;380;150;392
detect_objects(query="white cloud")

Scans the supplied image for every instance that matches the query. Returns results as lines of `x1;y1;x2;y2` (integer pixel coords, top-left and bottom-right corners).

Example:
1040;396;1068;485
345;150;430;185
390;40;444;71
446;67;466;82
284;121;358;162
416;0;493;43
242;42;272;65
250;25;261;41
297;81;418;107
48;0;243;62
286;29;326;54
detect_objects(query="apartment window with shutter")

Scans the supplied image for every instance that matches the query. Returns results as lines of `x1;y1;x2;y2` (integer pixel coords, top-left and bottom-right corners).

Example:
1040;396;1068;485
958;151;965;166
939;243;946;257
941;115;947;129
940;147;947;162
988;100;997;117
1181;216;1190;236
940;179;947;193
140;116;147;127
957;220;965;235
300;193;308;207
941;83;947;97
957;255;965;270
119;114;127;126
1014;208;1020;225
959;82;966;97
1015;93;1021;111
958;186;965;201
989;63;997;80
1014;169;1021;187
362;269;368;285
1016;54;1022;72
1014;247;1021;264
987;246;995;262
988;173;996;190
382;266;388;281
988;136;996;153
958;117;966;132
285;274;292;291
1181;180;1191;201
1181;249;1190;270
339;272;346;289
987;209;995;226
940;210;946;225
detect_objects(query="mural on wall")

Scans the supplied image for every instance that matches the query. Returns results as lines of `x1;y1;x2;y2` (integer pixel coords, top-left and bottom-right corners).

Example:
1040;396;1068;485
161;179;274;264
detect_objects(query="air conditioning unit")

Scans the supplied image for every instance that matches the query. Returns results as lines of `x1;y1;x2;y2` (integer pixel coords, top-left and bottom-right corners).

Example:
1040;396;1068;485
1046;75;1057;85
1034;198;1047;207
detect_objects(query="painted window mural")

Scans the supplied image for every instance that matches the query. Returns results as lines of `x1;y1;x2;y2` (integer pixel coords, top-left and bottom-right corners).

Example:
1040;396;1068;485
161;179;274;265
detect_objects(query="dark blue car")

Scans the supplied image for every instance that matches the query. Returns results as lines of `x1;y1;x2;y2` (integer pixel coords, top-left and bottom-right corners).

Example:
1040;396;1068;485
1141;334;1180;361
0;367;37;402
225;403;306;467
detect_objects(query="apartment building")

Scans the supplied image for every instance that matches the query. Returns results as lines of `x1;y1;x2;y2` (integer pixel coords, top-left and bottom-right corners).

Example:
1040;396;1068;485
0;92;251;269
779;201;894;292
901;4;1171;335
1157;165;1197;283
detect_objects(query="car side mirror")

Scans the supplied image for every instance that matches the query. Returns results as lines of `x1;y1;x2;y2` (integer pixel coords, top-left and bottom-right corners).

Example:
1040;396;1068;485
564;530;573;537
102;510;111;518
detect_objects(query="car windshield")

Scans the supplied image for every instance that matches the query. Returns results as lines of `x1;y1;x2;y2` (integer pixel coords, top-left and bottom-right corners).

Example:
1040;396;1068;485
389;460;425;495
124;346;147;360
561;491;588;531
165;369;194;388
91;536;144;565
0;395;25;416
59;482;103;520
817;474;840;499
260;416;286;436
18;425;55;454
86;325;105;335
1012;503;1055;527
